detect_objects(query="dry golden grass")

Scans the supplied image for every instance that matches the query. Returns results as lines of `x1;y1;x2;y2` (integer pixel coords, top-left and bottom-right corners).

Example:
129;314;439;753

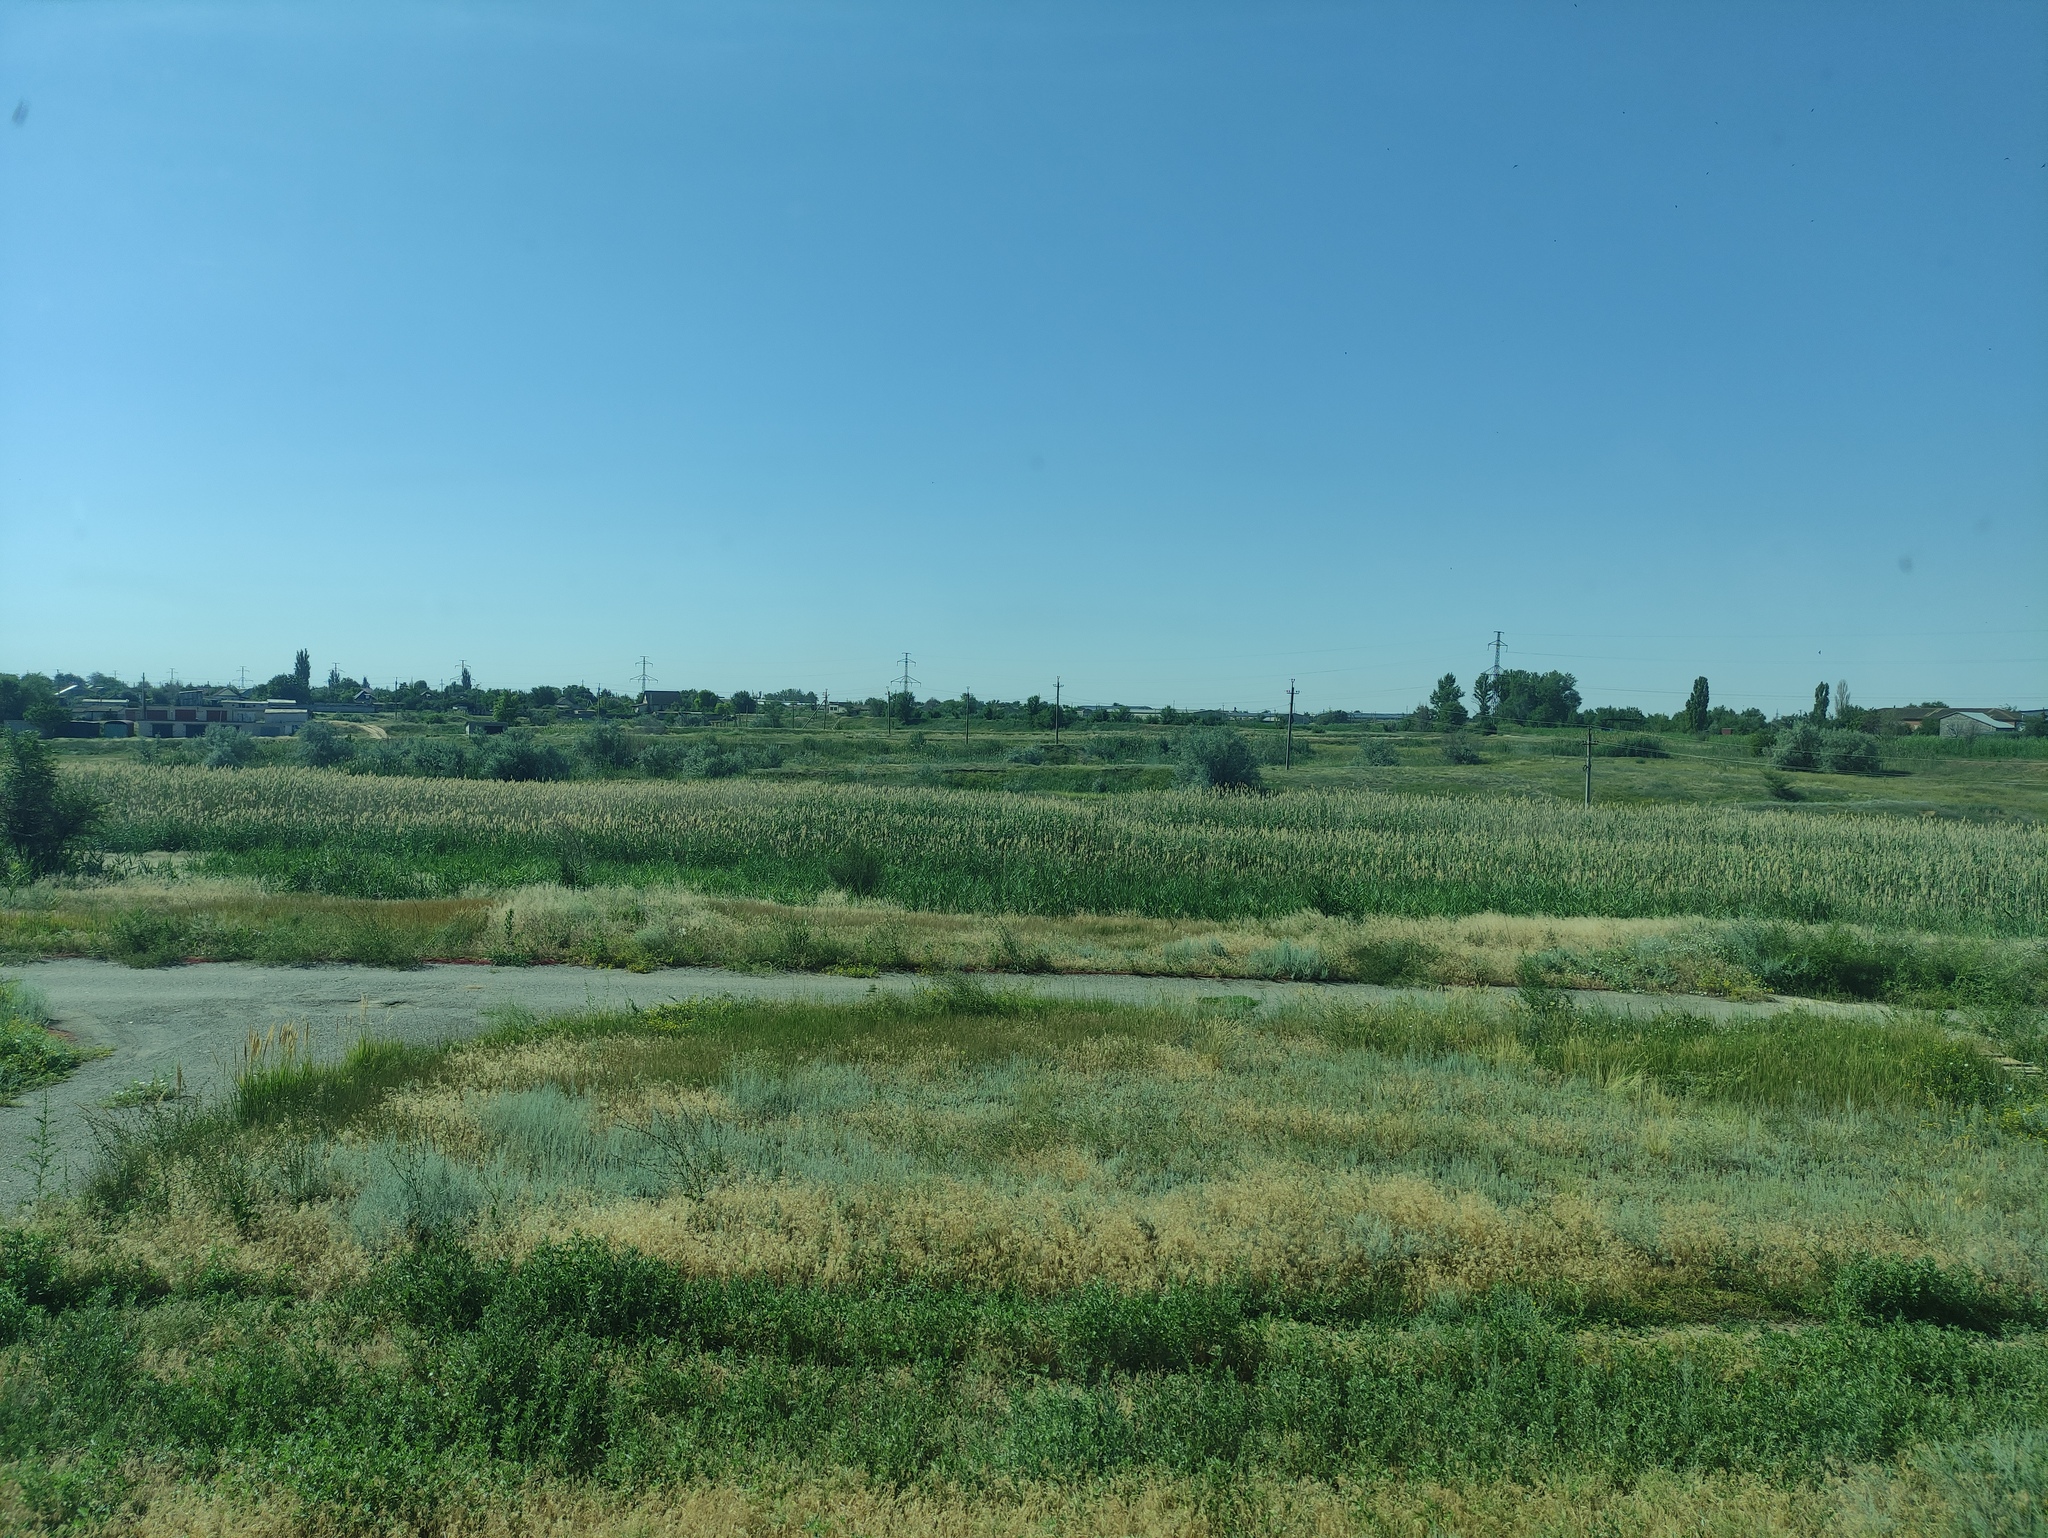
92;1002;2040;1315
492;884;1736;989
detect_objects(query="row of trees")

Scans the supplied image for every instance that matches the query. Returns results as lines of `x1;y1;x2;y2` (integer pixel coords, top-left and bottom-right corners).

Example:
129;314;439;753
1411;670;1787;736
1415;669;1587;732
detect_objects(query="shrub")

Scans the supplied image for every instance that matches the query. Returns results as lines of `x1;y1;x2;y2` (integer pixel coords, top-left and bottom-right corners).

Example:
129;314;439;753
1819;729;1882;774
202;725;258;769
639;740;692;778
1597;734;1669;759
352;1144;485;1249
1441;733;1481;765
1;728;103;878
827;844;884;897
1773;725;1882;775
578;724;635;772
296;720;355;768
1771;723;1823;771
483;731;571;783
1359;740;1399;767
696;742;740;779
1175;729;1261;790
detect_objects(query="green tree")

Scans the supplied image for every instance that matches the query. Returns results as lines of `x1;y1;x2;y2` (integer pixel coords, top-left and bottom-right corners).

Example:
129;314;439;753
1685;677;1710;733
293;649;312;692
1811;682;1831;724
1471;672;1499;729
493;691;521;725
1492;669;1581;727
1;730;103;878
1;674;64;735
1429;674;1468;730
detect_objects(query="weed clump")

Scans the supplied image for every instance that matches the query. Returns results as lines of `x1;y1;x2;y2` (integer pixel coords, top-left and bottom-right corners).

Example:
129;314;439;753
0;980;83;1102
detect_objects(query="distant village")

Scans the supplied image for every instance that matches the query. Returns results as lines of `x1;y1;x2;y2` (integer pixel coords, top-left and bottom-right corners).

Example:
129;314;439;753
0;657;2040;740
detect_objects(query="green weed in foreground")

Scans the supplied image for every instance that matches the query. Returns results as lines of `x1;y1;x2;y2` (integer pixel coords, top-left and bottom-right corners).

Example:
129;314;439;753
0;981;85;1105
71;763;2048;931
0;1235;2043;1530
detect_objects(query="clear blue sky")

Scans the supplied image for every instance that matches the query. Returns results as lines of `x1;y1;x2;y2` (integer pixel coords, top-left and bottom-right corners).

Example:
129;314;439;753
3;1;2043;713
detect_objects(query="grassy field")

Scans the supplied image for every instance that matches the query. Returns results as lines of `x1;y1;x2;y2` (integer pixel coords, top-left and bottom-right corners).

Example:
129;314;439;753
3;985;2044;1533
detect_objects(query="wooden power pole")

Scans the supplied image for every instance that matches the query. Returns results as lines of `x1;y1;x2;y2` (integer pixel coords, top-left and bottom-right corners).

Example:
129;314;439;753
1285;680;1297;768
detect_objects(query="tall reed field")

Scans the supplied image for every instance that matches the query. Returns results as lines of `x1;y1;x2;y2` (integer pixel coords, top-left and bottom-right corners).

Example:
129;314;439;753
3;987;2045;1533
69;762;2048;932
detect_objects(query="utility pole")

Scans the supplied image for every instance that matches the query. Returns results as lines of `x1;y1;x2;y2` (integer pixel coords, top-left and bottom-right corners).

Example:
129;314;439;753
1285;679;1297;768
1053;678;1062;746
1584;724;1593;807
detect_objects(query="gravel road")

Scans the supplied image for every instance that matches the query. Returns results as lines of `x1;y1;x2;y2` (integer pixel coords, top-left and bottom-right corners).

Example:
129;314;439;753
1;959;1882;1208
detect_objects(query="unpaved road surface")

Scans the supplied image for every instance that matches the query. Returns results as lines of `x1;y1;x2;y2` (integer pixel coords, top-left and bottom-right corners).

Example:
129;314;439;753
2;959;1882;1208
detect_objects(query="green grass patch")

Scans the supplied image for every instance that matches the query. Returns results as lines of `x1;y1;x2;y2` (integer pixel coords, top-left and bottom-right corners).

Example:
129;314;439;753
0;981;88;1105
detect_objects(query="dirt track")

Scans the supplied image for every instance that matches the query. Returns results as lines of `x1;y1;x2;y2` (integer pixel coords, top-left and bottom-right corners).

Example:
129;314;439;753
1;959;1885;1208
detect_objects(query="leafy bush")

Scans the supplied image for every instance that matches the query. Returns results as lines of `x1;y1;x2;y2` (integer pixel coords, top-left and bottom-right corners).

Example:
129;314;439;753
1773;725;1882;775
1819;730;1882;774
1771;723;1823;771
202;725;257;769
1359;740;1399;767
578;724;635;772
482;731;572;783
1;730;103;880
639;740;692;778
1441;733;1481;765
1174;729;1261;790
296;720;355;768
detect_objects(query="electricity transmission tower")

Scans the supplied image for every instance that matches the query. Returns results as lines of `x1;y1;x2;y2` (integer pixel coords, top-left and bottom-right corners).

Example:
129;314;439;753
891;654;920;726
1490;631;1505;685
